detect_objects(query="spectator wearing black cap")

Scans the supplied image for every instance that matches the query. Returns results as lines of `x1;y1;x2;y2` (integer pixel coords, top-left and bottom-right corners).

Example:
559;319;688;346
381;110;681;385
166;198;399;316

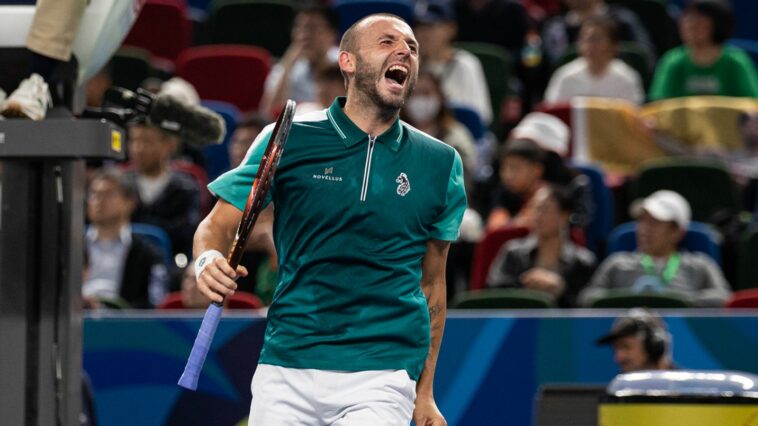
258;5;340;117
596;308;675;373
649;0;758;100
414;0;493;124
578;190;731;307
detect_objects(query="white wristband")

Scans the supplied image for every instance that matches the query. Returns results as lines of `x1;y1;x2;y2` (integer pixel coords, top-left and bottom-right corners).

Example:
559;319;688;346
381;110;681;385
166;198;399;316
194;250;225;280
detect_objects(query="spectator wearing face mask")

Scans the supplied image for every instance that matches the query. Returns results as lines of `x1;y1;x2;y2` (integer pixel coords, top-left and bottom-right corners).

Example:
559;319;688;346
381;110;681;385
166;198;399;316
413;0;493;125
401;71;477;187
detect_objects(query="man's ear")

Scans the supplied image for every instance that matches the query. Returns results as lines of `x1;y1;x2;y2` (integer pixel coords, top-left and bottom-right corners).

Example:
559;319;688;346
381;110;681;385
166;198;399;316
339;51;356;75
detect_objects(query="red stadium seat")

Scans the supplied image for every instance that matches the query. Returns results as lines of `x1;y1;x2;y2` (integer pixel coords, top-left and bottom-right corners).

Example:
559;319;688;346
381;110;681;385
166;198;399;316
176;45;271;113
724;289;758;309
469;226;530;290
158;291;264;309
122;0;192;69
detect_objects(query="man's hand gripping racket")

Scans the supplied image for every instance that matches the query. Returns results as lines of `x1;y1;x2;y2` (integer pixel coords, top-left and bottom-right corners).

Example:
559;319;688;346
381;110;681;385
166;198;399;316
178;100;296;390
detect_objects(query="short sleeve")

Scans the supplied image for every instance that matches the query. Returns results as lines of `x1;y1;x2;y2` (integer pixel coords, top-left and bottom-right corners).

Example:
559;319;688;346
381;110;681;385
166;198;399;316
429;151;467;241
208;124;275;212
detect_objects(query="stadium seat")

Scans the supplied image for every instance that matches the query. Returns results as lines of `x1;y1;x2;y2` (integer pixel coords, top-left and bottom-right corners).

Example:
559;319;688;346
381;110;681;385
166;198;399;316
736;226;758;290
606;221;722;265
450;288;556;309
110;47;153;91
122;0;192;69
606;0;679;56
728;38;758;67
158;290;264;309
208;0;296;58
450;103;485;141
589;290;691;308
131;222;174;267
201;100;239;181
469;226;530;290
631;159;741;224
333;0;414;34
176;44;271;112
724;289;758;308
454;42;515;136
571;163;615;254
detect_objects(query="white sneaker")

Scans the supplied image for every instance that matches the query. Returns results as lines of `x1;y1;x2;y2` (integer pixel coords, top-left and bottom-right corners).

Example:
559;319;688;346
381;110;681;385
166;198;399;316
1;74;52;120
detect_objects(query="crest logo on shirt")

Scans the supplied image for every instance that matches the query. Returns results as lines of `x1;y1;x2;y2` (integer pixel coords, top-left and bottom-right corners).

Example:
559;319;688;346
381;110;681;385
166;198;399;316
396;173;410;196
313;167;343;182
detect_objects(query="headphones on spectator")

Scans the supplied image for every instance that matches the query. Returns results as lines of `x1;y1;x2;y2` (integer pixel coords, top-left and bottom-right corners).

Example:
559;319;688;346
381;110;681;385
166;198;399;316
626;308;671;363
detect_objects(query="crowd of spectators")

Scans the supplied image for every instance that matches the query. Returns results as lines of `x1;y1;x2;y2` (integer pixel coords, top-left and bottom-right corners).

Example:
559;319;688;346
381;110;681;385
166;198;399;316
7;0;754;310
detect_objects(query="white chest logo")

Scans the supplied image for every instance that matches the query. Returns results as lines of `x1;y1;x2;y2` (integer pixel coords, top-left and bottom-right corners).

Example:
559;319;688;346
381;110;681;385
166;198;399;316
396;173;410;196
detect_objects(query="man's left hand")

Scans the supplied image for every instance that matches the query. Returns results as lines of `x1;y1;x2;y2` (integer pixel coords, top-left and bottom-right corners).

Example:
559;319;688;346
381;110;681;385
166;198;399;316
413;396;447;426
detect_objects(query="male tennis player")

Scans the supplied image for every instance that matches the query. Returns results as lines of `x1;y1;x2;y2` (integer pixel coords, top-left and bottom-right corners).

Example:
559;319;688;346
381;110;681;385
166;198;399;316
194;13;466;425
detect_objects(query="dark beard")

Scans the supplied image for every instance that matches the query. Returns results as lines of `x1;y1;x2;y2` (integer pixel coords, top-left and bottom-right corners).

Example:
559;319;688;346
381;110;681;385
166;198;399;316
354;54;416;120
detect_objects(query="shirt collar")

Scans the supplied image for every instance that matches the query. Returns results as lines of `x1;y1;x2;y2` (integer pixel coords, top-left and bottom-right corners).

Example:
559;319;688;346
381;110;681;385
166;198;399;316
326;97;404;152
86;224;132;246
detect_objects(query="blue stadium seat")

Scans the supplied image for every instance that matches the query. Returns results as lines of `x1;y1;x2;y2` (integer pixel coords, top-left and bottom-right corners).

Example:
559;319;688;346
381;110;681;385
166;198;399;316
201;100;239;181
131;222;174;267
572;163;614;254
607;221;721;266
333;0;414;34
450;103;485;141
728;38;758;67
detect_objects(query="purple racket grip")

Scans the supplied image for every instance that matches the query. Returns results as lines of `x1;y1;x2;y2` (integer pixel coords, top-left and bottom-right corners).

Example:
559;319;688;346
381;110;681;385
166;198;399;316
178;302;223;390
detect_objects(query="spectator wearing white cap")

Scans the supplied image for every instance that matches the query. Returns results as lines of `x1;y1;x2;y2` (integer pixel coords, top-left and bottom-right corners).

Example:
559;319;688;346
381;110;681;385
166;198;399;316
579;190;731;307
510;111;570;157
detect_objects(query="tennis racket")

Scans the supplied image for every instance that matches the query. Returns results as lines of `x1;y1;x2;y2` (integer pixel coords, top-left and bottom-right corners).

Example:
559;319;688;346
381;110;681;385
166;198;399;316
178;99;296;391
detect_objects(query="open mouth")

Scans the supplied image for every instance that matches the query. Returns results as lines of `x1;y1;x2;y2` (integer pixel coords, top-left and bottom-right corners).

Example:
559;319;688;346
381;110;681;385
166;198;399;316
384;65;408;89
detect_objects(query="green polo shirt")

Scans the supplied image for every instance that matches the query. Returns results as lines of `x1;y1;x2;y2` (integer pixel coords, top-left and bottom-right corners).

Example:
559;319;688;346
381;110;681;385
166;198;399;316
208;98;466;380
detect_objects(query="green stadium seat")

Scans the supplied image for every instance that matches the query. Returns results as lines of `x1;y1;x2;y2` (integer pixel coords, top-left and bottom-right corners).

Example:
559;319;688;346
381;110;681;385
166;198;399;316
454;42;515;137
736;226;758;290
450;288;556;309
631;158;741;224
208;0;296;57
589;290;691;308
607;0;679;56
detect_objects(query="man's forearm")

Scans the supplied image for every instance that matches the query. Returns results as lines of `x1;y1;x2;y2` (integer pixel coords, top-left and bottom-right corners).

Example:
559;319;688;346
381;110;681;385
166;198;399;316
193;201;242;258
417;280;446;397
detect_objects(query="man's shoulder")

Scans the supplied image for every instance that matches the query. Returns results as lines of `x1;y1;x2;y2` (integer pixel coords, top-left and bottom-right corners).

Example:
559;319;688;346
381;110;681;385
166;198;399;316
284;109;334;139
600;251;641;269
402;122;457;157
555;58;588;79
680;251;719;269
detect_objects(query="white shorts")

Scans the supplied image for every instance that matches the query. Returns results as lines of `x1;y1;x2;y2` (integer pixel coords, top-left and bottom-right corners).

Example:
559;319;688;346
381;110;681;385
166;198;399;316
248;364;417;426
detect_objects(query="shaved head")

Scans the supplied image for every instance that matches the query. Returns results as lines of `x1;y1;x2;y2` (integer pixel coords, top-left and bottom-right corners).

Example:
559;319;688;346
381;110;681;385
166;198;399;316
339;13;410;54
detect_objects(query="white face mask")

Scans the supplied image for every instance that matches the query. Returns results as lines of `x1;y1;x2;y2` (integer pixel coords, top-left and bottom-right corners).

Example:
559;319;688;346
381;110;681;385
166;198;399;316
405;95;441;123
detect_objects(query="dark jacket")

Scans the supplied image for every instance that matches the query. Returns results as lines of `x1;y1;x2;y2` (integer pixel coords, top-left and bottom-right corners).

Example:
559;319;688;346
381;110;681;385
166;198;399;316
128;170;200;258
487;236;596;307
120;233;167;308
